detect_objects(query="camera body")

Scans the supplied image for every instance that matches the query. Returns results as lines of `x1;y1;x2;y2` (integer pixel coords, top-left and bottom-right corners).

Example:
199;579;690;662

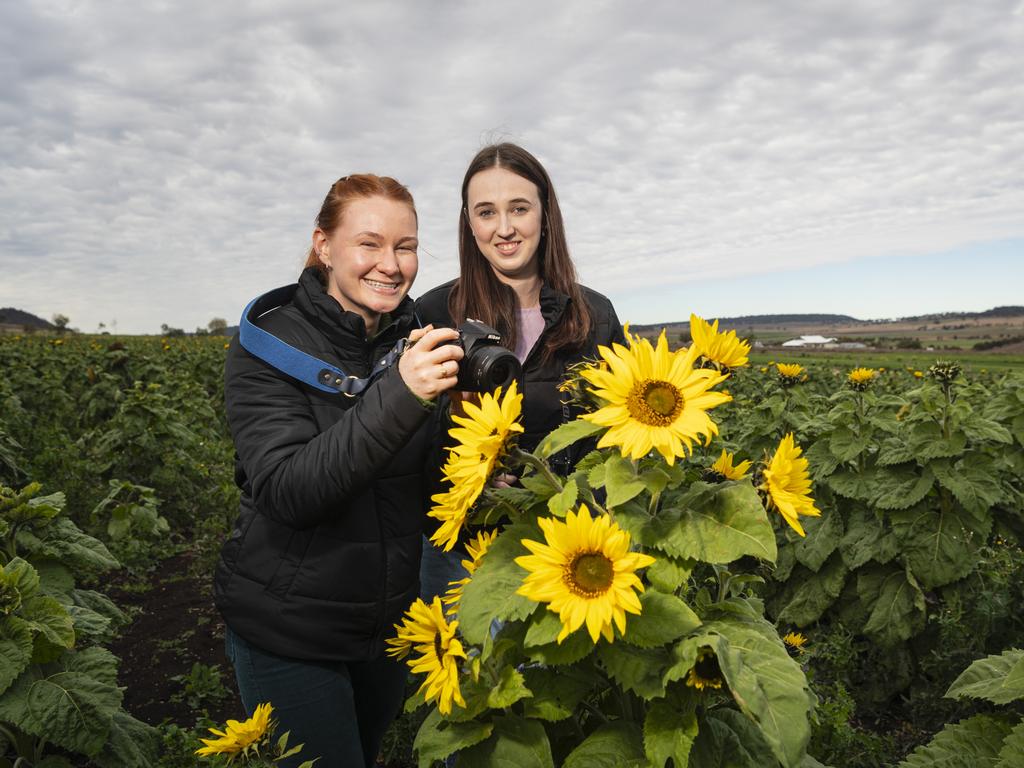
455;320;523;393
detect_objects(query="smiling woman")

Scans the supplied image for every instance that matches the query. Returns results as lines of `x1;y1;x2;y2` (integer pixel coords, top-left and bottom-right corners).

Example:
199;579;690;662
415;143;627;603
214;174;465;768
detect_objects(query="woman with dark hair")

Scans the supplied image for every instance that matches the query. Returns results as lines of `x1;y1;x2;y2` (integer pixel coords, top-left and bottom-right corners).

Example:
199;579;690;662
214;174;463;767
416;143;625;600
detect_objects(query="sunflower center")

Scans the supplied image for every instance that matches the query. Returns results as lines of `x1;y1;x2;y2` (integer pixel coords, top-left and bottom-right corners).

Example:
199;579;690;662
565;552;614;597
433;632;444;662
627;380;683;426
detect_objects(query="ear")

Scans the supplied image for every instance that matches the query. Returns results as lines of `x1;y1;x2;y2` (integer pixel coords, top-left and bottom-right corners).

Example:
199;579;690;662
312;229;330;265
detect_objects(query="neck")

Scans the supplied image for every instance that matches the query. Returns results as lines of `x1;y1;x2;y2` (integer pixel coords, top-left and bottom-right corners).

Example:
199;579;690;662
496;272;542;308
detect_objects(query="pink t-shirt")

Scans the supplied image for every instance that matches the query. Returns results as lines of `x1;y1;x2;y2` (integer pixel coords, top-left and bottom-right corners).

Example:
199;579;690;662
514;307;545;363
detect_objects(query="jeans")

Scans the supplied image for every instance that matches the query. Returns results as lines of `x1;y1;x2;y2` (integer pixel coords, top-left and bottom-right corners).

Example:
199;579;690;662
419;535;470;602
225;625;408;768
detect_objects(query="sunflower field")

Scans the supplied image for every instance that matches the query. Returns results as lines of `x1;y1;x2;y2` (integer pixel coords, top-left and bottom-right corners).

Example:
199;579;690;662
1;325;1022;768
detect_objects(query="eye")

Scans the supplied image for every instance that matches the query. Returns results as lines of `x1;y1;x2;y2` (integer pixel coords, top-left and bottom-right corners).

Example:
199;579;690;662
361;241;379;248
476;209;495;218
513;206;530;215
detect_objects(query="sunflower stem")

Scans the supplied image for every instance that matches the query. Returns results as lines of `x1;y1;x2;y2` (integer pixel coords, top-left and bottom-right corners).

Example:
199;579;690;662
511;447;564;494
580;487;610;517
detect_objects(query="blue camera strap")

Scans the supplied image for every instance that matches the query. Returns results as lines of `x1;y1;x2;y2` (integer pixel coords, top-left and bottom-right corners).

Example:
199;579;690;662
238;284;409;396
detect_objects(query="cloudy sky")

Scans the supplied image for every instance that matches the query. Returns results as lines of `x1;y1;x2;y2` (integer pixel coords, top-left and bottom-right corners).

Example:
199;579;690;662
3;0;1023;334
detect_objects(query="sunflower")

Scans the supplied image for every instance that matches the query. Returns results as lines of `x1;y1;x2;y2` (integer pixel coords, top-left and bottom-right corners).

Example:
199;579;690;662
760;433;821;537
442;529;499;616
579;330;730;465
386;597;467;714
847;367;877;390
707;449;751;481
776;362;805;387
689;314;750;370
516;504;656;644
428;382;523;551
783;631;808;656
196;702;273;757
686;648;724;691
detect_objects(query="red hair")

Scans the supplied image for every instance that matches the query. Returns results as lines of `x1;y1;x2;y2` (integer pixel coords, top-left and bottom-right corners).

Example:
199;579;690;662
303;174;417;278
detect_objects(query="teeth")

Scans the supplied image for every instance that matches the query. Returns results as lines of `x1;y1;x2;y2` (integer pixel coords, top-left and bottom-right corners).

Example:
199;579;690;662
364;279;397;290
497;243;519;252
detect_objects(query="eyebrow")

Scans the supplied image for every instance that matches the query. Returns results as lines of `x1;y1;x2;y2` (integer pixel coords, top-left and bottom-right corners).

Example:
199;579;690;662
472;197;534;210
354;231;417;245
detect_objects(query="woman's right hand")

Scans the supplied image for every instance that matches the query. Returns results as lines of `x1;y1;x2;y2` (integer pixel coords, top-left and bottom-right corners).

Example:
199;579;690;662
399;325;464;401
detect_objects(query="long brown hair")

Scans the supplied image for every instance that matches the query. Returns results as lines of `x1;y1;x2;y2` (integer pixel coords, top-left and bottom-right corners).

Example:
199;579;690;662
302;174;416;279
449;143;592;362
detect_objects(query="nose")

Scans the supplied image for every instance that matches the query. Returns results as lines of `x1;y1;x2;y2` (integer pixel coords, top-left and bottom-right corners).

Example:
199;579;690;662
497;212;515;238
377;247;400;275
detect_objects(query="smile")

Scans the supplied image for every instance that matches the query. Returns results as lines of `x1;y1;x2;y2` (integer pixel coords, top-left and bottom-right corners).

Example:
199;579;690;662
495;241;520;255
363;279;400;293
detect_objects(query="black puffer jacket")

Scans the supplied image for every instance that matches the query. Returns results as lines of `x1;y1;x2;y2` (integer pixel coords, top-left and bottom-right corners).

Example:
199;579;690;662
414;279;625;467
214;267;433;661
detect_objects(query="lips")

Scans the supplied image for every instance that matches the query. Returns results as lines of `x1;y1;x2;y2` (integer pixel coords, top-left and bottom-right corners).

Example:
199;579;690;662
495;241;521;255
363;278;400;294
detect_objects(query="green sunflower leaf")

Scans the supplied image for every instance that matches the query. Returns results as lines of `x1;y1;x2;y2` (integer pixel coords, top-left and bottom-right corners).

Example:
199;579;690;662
890;503;978;589
858;565;926;648
996;721;1024;768
945;649;1024;705
778;554;849;627
829;426;872;462
623;590;702;648
535;418;604;459
414;707;494;768
644;691;698;768
563;721;646;768
930;455;1004;517
871;465;935;511
688;704;784;768
486;665;532;709
91;711;160;768
546;478;578;517
794;511;844;572
0;616;33;696
897;713;1013;768
658;482;776;565
603;455;647;509
839;507;897;569
827;470;875;501
595;642;670;699
459;523;540;647
522;665;594;722
910;422;967;460
458;715;554;768
705;617;814;768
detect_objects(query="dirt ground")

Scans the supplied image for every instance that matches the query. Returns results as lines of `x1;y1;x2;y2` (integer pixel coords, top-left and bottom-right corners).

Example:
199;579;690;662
108;551;243;729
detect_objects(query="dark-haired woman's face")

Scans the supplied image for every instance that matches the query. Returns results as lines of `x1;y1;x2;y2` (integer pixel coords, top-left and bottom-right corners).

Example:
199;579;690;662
466;167;542;285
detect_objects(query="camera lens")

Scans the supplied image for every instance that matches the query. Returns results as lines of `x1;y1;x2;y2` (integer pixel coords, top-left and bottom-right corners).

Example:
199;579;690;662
462;345;522;392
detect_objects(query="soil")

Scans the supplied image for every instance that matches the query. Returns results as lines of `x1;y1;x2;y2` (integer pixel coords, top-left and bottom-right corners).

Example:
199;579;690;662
107;549;243;729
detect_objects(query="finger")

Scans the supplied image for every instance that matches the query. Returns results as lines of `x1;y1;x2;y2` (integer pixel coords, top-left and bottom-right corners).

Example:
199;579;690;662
413;327;460;352
419;343;465;367
407;325;432;344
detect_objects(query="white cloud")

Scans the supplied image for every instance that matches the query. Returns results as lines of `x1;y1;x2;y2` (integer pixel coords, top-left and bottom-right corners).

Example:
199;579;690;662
1;0;1022;332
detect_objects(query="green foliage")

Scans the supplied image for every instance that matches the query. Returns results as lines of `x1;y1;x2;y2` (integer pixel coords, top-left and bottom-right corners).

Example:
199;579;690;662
0;483;159;766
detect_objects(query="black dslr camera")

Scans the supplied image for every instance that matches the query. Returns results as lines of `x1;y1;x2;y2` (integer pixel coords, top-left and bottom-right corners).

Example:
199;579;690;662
455;320;522;393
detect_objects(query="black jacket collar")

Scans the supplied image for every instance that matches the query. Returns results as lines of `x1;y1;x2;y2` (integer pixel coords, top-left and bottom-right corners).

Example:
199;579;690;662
293;266;415;353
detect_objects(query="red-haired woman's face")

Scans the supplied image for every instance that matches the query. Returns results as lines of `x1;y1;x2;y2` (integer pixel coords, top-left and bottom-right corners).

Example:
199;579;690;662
466;167;542;285
314;196;418;333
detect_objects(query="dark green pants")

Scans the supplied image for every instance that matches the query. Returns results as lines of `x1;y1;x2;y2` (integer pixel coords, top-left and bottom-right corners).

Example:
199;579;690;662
226;625;408;768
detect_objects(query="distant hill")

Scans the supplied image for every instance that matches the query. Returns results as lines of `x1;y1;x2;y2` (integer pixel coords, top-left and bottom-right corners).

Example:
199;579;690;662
632;313;861;333
896;306;1024;322
0;307;54;330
